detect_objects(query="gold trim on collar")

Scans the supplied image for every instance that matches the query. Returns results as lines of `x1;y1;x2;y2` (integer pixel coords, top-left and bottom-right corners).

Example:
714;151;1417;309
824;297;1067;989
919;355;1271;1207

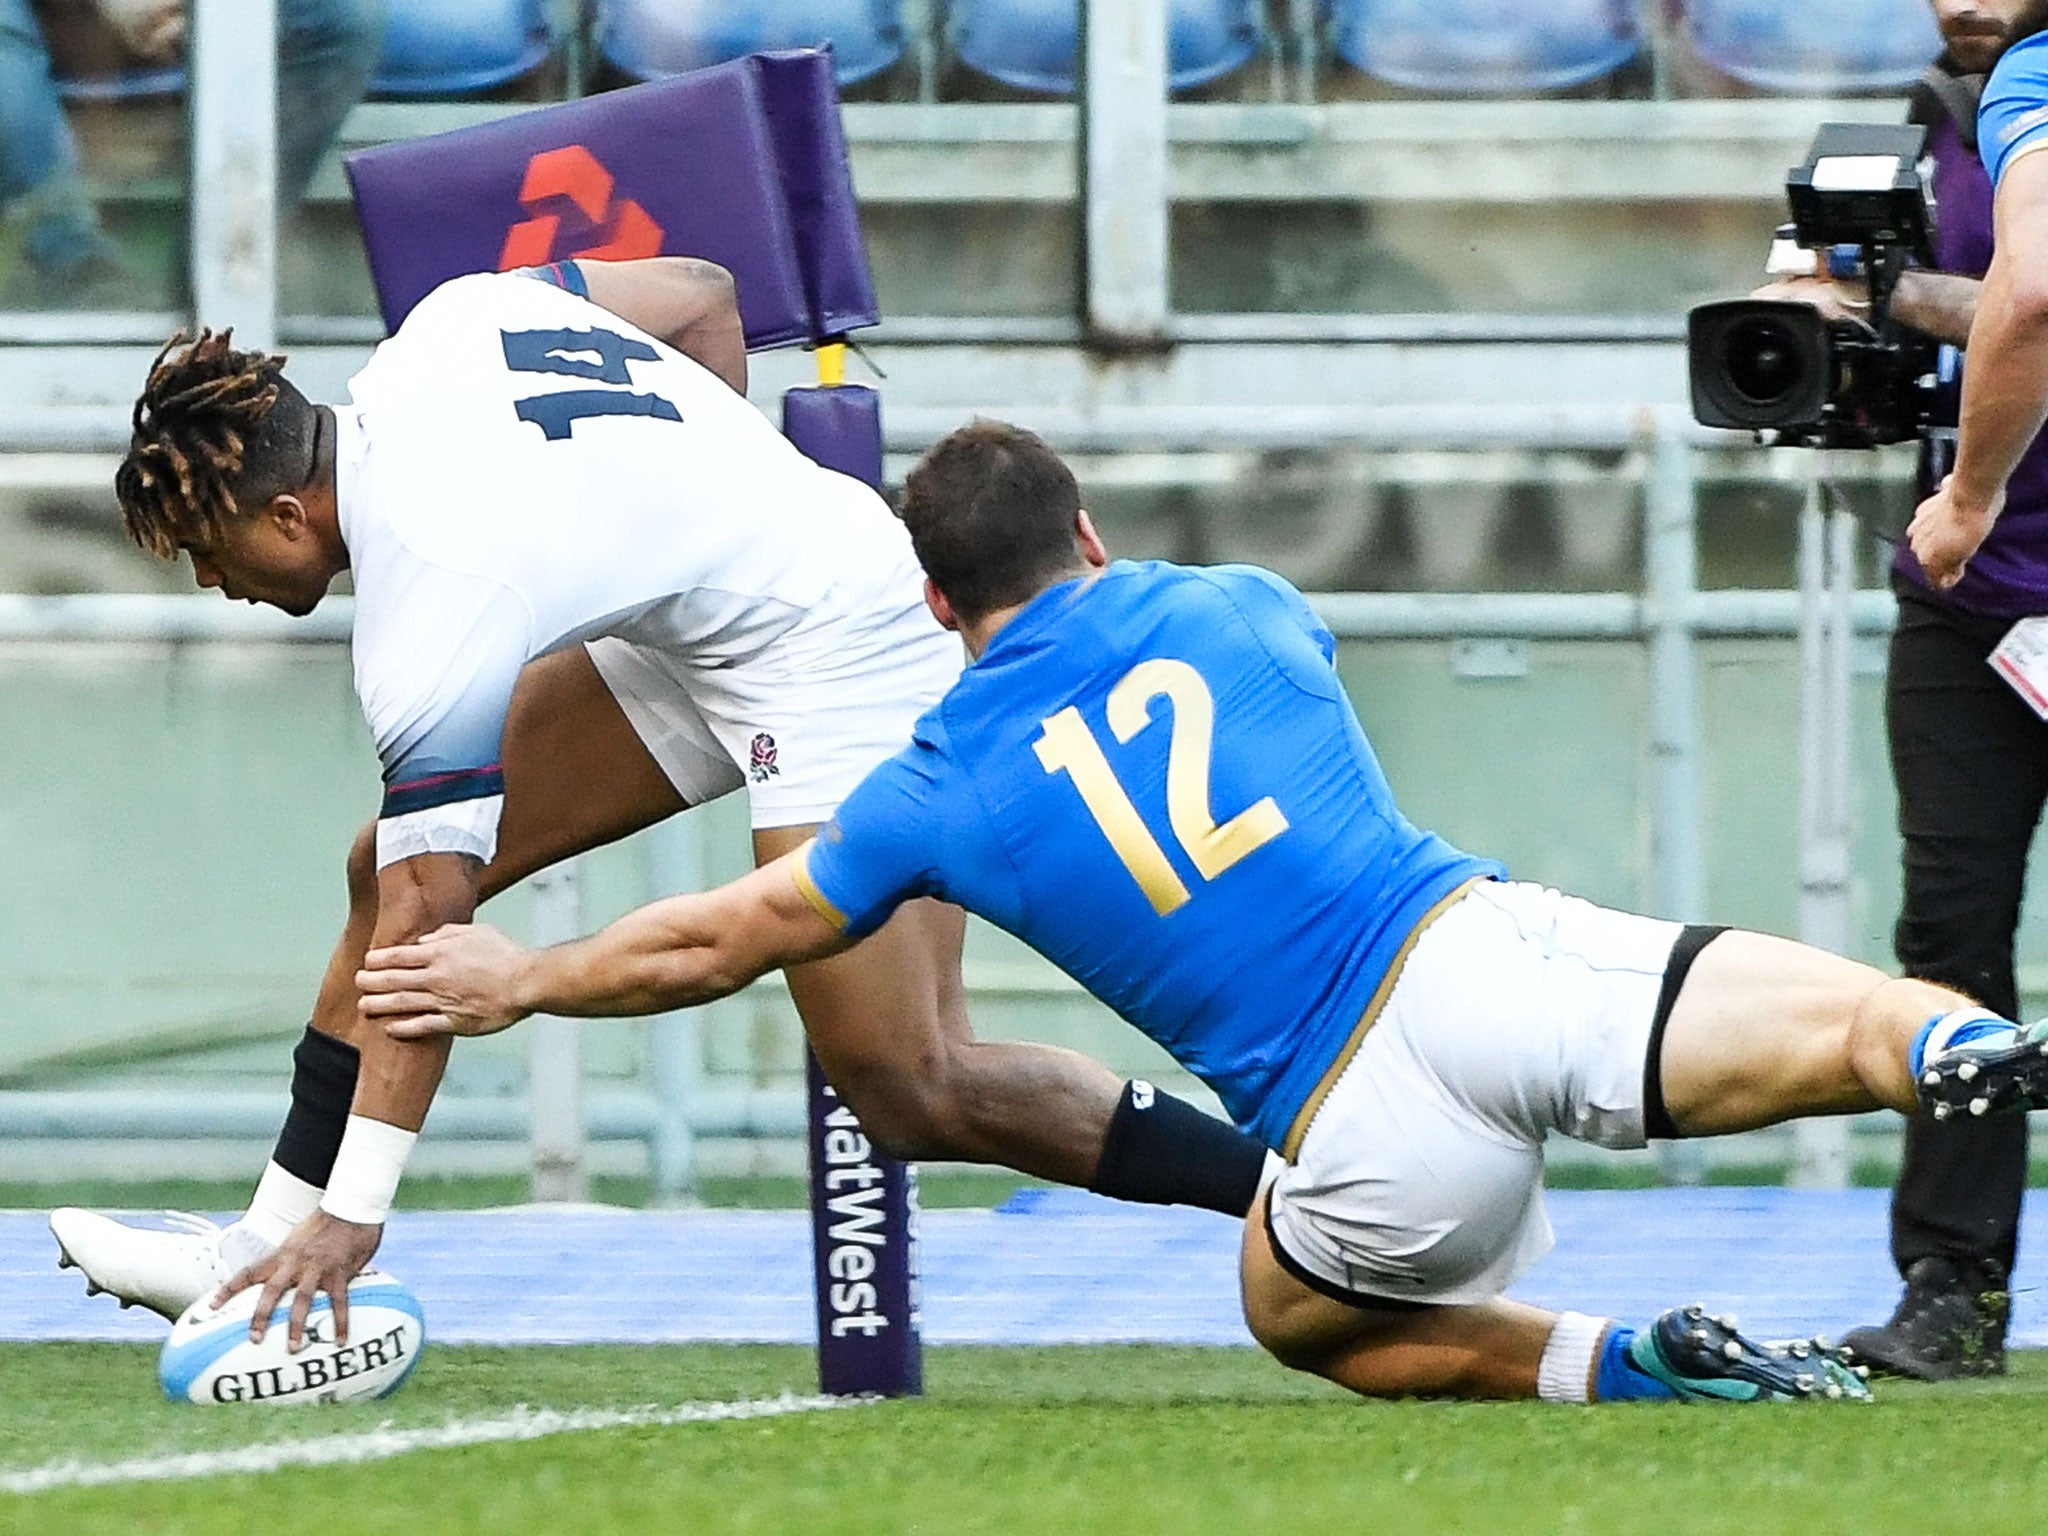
1279;876;1486;1162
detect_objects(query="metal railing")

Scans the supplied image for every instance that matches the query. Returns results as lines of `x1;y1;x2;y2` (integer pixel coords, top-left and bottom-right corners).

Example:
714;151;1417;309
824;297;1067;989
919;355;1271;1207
0;411;1897;1192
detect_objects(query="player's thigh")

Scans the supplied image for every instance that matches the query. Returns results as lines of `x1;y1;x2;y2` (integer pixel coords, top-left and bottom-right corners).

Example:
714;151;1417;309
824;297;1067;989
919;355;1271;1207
752;823;971;1078
1266;978;1553;1313
690;563;961;836
1657;929;1893;1134
480;645;696;899
1392;879;1683;1152
1240;1190;1424;1367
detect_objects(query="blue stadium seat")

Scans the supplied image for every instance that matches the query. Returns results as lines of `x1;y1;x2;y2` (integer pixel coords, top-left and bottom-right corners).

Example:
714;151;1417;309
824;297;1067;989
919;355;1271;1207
596;0;908;89
948;0;1263;96
369;0;552;97
54;66;182;102
1328;0;1641;95
1682;0;1941;94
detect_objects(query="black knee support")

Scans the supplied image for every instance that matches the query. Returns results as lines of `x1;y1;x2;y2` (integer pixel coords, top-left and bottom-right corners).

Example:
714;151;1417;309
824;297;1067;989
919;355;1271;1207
1086;1080;1269;1218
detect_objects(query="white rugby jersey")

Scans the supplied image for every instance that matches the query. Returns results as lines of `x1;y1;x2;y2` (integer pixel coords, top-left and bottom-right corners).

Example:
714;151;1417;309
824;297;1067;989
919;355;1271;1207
337;265;917;868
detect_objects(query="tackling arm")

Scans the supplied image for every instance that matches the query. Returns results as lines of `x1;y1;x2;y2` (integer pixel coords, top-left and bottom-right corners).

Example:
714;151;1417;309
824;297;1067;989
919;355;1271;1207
576;256;748;395
357;847;855;1038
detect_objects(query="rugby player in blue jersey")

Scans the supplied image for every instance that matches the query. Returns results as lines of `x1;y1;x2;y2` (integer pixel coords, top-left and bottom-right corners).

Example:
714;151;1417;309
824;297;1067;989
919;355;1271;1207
359;421;2048;1405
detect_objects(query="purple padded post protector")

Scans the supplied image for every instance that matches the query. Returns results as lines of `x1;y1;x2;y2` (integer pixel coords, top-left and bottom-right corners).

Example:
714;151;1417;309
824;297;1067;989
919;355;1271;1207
344;53;879;348
756;50;881;342
805;1055;923;1398
786;379;920;1398
781;384;885;489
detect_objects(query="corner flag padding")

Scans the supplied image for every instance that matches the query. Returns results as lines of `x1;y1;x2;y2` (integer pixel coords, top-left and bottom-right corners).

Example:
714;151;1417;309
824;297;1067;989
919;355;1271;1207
344;47;920;1397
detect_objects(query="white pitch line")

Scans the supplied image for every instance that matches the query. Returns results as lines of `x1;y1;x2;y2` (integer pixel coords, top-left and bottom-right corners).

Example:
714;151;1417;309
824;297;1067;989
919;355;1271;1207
1;1393;872;1495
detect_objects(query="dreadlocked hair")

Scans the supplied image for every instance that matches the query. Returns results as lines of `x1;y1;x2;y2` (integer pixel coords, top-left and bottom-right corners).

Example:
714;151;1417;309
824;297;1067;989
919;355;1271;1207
116;328;316;559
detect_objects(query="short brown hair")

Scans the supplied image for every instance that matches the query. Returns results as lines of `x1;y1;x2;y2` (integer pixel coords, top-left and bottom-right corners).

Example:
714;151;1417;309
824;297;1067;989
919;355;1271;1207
116;329;318;559
898;420;1086;619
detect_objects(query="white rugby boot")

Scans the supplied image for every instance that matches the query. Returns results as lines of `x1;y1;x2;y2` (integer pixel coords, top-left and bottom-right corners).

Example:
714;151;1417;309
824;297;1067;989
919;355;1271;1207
49;1209;236;1322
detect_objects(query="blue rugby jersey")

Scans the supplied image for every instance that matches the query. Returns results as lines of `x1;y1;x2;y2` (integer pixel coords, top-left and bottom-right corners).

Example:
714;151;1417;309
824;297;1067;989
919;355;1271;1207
799;560;1502;1150
1983;30;2048;189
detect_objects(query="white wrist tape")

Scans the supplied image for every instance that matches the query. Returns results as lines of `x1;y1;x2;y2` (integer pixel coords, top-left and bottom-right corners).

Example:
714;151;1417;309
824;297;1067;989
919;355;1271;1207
1536;1311;1610;1404
318;1115;418;1227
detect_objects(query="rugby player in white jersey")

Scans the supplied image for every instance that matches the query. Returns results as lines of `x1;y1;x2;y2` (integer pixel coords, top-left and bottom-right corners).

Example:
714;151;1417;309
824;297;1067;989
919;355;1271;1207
54;258;1270;1343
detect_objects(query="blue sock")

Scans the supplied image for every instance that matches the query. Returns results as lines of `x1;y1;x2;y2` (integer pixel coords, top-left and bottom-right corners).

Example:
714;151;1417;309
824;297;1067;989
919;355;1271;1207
1594;1327;1680;1403
1909;1009;2019;1079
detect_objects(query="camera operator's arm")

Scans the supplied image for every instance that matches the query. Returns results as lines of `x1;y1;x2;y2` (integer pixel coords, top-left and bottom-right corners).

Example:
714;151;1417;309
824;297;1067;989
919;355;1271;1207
1910;151;2048;588
1890;272;1984;349
1753;272;1980;349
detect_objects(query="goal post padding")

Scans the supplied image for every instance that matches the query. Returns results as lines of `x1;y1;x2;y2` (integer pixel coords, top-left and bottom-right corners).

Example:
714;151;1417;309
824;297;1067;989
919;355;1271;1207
343;49;878;348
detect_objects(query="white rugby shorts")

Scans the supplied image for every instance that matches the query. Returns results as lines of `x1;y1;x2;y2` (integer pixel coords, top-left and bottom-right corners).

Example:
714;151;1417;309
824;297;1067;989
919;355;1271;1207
1266;879;1716;1309
586;549;963;829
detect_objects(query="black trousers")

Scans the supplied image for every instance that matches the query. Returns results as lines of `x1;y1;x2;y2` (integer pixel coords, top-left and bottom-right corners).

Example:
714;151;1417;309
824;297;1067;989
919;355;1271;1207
1886;579;2048;1282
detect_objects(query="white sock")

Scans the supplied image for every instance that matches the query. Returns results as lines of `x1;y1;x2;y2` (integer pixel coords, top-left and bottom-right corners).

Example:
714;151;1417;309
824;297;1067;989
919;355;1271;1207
228;1162;322;1259
1536;1311;1609;1404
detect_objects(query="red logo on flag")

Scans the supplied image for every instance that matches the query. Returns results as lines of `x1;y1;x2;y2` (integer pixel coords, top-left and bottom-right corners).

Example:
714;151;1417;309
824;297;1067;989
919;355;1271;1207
497;145;665;271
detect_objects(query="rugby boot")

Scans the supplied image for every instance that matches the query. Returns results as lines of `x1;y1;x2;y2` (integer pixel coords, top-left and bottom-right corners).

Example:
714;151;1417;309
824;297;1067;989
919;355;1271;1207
1913;1013;2048;1122
1627;1306;1872;1403
49;1208;233;1322
1840;1256;2008;1381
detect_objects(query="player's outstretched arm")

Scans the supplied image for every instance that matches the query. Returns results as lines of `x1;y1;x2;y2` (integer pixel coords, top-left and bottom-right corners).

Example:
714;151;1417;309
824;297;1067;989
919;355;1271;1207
575;256;748;395
229;850;482;1350
357;848;854;1038
352;852;483;1119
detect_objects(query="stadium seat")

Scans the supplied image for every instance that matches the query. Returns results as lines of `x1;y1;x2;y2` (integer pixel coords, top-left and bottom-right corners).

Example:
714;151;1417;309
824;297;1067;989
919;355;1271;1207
948;0;1263;96
53;65;181;101
596;0;908;89
369;0;553;97
1327;0;1642;95
1681;0;1941;94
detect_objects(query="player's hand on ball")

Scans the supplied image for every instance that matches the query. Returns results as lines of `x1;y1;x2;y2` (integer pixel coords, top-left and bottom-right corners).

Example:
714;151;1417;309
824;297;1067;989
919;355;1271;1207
218;1210;382;1352
357;923;534;1039
1908;475;2002;591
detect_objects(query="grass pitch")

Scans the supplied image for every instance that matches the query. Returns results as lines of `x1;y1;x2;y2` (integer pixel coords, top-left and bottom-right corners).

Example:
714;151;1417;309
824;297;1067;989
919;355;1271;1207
1;1343;2040;1535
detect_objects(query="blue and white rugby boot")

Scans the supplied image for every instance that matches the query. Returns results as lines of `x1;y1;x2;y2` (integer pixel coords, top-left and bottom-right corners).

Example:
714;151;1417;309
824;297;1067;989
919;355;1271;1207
1913;1011;2048;1123
1628;1306;1873;1403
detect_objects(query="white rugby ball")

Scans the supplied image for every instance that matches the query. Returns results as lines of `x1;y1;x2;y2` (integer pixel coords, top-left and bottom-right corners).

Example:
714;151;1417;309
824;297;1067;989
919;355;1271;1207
159;1271;426;1406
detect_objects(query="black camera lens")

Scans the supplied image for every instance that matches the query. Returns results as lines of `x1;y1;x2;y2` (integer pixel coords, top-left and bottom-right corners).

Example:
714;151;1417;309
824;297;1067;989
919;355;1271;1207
1688;298;1829;433
1725;316;1803;405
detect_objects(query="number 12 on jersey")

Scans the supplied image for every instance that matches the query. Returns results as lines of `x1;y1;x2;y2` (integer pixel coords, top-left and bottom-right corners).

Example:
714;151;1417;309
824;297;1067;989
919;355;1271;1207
1034;658;1288;916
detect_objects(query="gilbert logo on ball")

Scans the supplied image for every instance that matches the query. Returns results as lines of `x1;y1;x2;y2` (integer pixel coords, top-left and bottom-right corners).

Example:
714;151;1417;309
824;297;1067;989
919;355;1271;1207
159;1272;427;1406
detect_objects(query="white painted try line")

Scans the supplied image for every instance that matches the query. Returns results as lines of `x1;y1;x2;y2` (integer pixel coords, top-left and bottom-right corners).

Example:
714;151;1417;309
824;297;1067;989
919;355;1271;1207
1;1392;873;1495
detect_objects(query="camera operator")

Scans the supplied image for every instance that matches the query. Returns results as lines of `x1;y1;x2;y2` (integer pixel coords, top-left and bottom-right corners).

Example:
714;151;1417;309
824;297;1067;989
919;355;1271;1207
1754;0;2048;1380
